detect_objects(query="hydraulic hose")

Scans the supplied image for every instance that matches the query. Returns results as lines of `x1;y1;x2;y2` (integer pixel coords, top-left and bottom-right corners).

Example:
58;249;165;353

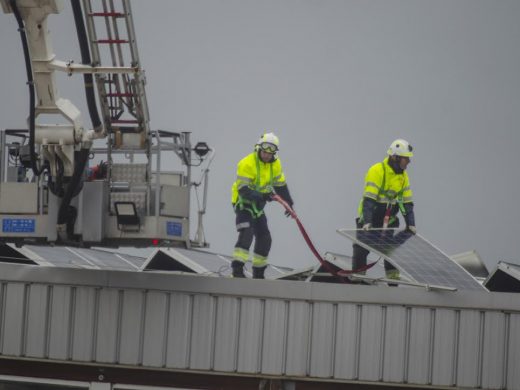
71;0;102;131
9;0;43;177
57;148;89;226
272;195;377;281
57;1;100;231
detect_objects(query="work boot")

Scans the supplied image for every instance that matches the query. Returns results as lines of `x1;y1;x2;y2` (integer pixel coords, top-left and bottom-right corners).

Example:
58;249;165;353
252;265;267;279
385;269;400;287
231;260;246;278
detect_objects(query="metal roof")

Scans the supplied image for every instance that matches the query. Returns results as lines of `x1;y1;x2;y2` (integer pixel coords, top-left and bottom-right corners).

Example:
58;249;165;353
0;243;519;389
0;262;519;390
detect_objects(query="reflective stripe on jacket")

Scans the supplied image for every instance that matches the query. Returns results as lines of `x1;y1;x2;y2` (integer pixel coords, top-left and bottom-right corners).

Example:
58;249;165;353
357;157;413;219
231;152;287;204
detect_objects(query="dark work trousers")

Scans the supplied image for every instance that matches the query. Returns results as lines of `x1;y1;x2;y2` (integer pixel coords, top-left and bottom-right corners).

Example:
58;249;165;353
352;218;398;273
235;208;272;259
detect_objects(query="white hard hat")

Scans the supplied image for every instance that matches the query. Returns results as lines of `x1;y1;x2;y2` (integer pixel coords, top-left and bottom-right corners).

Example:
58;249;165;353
387;139;413;157
257;132;280;153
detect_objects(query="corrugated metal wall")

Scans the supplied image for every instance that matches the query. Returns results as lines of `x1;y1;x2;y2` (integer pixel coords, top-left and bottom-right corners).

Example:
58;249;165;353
0;264;519;389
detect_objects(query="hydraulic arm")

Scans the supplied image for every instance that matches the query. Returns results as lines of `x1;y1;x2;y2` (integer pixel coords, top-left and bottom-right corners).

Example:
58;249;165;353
0;0;213;248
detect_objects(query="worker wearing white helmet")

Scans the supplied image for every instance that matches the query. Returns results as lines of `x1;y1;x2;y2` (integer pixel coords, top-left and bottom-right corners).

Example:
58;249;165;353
352;139;416;281
230;132;294;279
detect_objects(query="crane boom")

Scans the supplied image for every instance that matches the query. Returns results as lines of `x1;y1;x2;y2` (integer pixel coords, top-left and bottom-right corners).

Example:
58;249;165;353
0;0;213;249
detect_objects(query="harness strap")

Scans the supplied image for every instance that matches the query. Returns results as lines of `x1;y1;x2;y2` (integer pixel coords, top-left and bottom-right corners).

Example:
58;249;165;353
380;160;407;219
235;197;264;218
235;153;274;219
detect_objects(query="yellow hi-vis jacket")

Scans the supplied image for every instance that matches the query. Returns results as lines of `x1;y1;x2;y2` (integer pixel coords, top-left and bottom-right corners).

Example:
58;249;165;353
358;157;413;222
231;152;287;205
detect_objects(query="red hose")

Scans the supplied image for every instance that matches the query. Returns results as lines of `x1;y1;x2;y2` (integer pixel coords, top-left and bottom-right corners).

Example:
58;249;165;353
271;195;377;280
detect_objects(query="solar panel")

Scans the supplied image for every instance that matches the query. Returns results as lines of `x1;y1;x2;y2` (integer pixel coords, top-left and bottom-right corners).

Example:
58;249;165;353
337;228;486;291
484;261;520;293
0;245;146;270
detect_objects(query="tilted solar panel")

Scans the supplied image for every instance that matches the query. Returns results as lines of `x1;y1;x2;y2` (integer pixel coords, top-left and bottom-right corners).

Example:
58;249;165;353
338;228;486;291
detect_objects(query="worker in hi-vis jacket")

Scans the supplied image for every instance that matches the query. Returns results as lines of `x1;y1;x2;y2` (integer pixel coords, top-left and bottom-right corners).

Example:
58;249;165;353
353;139;416;280
230;132;294;279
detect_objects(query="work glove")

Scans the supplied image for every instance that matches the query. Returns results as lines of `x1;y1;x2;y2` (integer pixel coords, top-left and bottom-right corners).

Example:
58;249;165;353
362;223;372;231
407;225;417;234
263;192;274;202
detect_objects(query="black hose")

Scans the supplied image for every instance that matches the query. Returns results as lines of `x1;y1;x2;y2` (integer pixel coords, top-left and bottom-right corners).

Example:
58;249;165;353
56;1;100;231
9;0;42;177
48;159;64;197
57;148;89;226
71;0;102;131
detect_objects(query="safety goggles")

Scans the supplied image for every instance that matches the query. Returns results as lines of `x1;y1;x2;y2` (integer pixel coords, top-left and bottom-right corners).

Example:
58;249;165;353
396;143;413;157
259;142;278;153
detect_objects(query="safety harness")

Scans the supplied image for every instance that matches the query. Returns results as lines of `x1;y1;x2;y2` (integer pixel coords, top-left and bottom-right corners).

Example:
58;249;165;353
361;161;407;225
235;153;274;218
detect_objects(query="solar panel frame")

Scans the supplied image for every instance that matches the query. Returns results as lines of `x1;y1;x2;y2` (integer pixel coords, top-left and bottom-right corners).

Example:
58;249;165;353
338;228;486;291
0;244;291;279
9;245;147;271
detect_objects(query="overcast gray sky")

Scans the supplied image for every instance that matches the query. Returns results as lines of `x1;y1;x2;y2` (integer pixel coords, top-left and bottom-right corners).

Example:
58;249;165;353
1;0;519;272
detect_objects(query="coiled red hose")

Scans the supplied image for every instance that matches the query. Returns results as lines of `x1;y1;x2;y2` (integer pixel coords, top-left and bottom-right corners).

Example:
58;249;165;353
272;194;377;280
